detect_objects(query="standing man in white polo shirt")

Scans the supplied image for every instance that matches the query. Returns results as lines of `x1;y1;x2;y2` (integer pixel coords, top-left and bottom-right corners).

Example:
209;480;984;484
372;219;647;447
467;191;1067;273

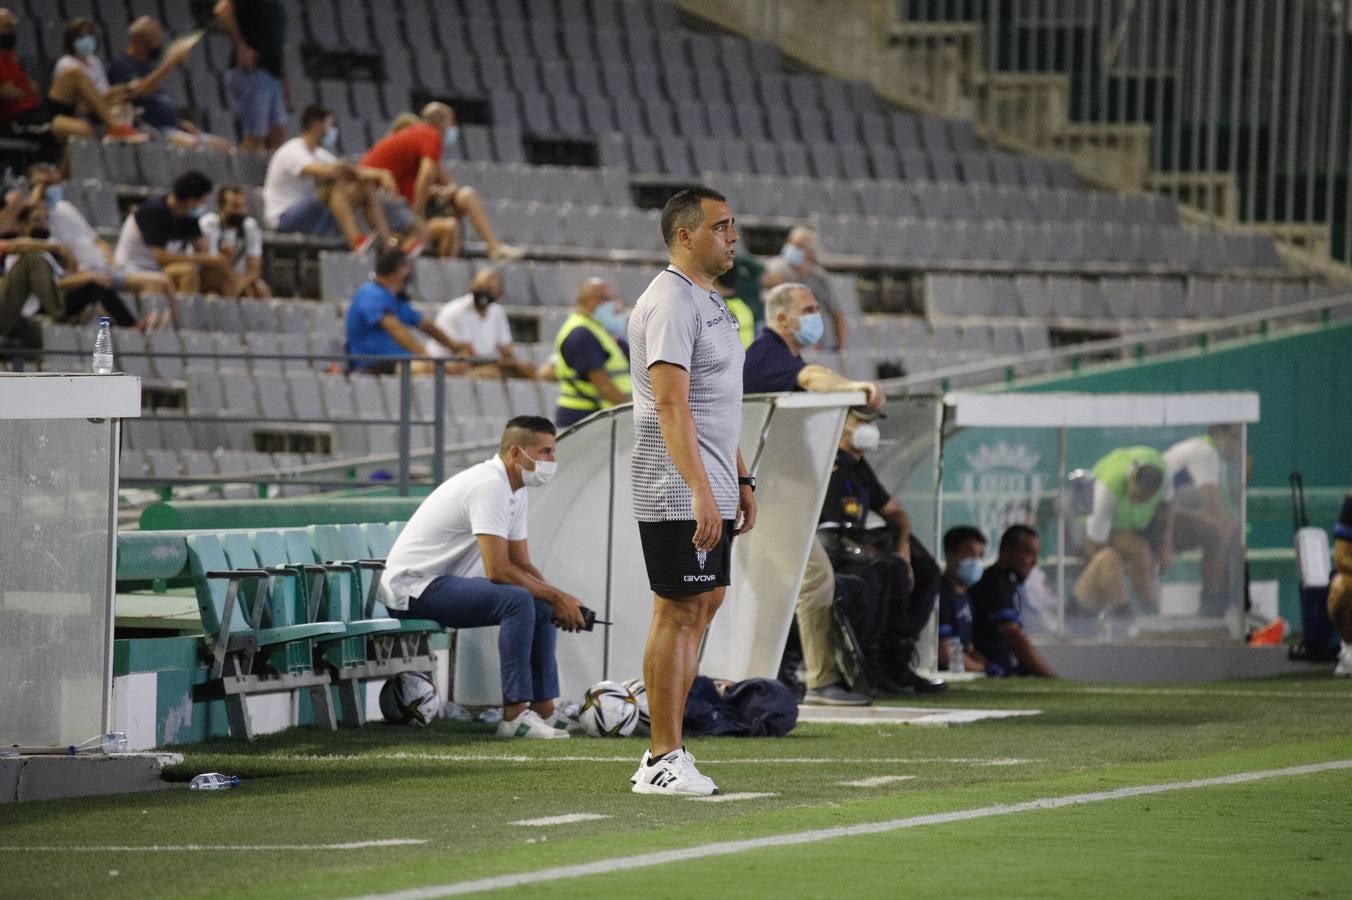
628;186;756;796
381;416;587;739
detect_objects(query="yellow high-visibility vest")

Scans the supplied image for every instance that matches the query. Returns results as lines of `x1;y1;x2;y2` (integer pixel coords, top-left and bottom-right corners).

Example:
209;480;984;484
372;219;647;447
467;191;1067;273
553;311;632;412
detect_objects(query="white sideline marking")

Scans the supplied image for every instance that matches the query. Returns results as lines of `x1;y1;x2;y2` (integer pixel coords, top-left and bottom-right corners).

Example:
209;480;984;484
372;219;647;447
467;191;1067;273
838;776;915;788
348;759;1352;900
2;840;428;852
689;792;777;803
796;706;1042;726
269;753;1033;766
510;814;610;827
994;685;1352;701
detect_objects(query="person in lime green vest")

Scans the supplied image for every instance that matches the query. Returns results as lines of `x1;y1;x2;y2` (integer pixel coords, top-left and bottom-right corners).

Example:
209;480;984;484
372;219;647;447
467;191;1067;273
714;269;755;349
1073;446;1174;614
551;277;632;429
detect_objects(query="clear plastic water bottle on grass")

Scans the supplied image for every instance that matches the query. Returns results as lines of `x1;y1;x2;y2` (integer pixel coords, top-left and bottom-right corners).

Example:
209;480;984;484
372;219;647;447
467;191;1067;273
189;773;240;791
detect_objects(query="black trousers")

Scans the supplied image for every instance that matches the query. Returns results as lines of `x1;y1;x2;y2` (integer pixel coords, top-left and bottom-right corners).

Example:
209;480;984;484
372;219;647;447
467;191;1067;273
831;536;941;651
63;282;137;327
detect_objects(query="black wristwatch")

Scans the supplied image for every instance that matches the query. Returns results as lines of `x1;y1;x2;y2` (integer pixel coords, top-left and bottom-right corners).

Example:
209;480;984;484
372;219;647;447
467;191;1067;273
738;475;757;492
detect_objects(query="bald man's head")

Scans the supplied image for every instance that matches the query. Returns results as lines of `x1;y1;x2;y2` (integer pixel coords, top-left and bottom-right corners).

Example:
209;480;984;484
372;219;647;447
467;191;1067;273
470;266;502;299
127;16;164;54
420;102;455;130
575;278;616;314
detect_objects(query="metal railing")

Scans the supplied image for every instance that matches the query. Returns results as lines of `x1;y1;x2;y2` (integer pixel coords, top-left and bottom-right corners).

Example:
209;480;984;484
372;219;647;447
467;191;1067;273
5;347;516;497
883;289;1352;391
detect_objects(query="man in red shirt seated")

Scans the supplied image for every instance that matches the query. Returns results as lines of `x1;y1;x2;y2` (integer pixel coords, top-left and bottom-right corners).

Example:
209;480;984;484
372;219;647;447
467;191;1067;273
360;102;521;261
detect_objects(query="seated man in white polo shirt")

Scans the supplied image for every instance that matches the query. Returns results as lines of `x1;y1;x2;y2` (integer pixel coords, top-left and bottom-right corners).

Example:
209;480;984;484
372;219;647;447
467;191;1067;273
428;266;535;378
381;415;587;739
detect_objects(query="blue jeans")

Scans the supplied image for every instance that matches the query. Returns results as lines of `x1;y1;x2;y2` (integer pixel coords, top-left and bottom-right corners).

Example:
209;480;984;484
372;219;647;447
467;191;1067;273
225;68;287;139
277;195;340;235
395;575;558;704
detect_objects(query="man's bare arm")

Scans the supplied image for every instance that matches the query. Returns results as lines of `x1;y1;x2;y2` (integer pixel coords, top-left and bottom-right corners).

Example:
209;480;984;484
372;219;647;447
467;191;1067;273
997;621;1056;677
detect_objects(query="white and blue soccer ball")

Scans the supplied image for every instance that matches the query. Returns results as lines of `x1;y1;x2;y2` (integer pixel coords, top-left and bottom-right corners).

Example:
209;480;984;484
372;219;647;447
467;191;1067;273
379;672;439;726
578;680;639;737
622;677;650;734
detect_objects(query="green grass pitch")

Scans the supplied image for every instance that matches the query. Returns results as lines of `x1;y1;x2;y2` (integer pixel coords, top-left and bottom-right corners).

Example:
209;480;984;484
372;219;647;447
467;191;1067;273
3;674;1349;898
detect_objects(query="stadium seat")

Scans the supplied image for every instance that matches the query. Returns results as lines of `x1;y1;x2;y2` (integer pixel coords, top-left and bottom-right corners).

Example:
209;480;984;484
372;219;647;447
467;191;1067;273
186;532;346;739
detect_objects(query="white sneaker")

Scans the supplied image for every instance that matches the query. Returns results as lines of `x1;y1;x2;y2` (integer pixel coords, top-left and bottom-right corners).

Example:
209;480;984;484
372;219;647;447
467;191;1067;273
496;709;570;739
1335;643;1352;677
541;712;583;734
489;242;525;261
630;747;719;796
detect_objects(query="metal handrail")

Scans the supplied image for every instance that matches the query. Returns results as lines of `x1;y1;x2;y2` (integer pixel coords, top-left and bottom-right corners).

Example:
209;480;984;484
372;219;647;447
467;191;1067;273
882;291;1352;392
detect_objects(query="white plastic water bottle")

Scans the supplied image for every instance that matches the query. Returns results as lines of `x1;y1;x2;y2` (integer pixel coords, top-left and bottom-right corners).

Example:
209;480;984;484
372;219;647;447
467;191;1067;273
92;317;114;373
189;772;240;791
101;732;128;754
947;636;965;673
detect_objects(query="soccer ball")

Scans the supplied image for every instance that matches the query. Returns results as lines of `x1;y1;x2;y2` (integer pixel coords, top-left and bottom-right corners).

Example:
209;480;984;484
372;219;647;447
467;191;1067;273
379;672;439;726
622;677;650;733
578;680;639;737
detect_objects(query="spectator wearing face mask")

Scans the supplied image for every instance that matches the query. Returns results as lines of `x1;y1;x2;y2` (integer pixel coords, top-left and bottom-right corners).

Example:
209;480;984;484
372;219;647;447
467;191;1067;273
819;408;948;695
551;278;631;429
360;102;522;262
107;16;232;149
46;17;146;142
263;104;397;252
112;170;233;295
743;282;882;403
938;525;988;673
29;162;177;314
199;185;269;299
763;226;846;350
429;266;534;379
743;281;885;706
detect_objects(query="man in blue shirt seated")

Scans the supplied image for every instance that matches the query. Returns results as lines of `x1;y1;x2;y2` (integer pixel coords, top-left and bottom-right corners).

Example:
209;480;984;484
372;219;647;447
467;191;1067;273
968;524;1057;678
743;281;883;402
345;247;465;374
106;17;231;149
938;525;987;673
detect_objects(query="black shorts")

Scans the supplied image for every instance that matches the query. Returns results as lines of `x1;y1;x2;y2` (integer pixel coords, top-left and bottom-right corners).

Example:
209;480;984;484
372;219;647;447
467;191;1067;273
638;519;735;596
6;103;57;145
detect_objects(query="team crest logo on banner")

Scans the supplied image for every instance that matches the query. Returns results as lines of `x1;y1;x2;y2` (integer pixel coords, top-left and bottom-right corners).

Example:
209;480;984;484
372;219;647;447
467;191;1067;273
961;442;1043;544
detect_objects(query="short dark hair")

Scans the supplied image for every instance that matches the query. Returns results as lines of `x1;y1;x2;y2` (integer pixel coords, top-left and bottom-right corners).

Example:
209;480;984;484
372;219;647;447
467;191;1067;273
63;17;95;54
374;247;407;277
660;185;726;247
171;170;213;202
999;524;1039;556
943;525;987;556
1129;461;1165;496
499;415;556;453
301;104;332;131
217;183;244;206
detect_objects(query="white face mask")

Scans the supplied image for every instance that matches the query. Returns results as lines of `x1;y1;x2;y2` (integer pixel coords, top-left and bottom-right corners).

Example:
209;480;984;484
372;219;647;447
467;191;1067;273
518;450;557;488
849;422;881;452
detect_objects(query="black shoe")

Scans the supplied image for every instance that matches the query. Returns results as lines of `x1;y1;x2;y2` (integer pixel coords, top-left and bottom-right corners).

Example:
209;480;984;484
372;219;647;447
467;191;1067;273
870;668;911;696
894;668;948;694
